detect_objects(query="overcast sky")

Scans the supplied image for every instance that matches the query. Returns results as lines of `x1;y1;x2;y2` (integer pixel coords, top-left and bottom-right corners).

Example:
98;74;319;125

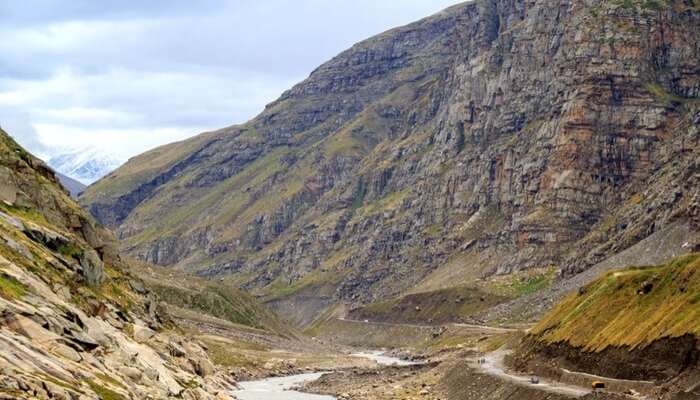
0;0;460;161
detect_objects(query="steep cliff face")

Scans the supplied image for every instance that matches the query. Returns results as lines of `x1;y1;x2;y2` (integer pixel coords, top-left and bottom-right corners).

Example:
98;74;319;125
81;0;700;322
0;129;237;399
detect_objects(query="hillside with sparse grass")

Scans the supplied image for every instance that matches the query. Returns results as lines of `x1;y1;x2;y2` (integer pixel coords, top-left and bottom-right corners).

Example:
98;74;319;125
531;254;700;351
515;254;700;384
82;0;700;326
0;128;242;399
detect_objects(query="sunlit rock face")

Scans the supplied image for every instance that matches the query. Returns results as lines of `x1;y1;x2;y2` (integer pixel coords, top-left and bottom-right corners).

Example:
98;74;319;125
0;128;234;399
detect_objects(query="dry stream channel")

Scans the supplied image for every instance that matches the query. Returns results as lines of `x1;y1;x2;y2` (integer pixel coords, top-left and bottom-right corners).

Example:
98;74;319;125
230;351;419;399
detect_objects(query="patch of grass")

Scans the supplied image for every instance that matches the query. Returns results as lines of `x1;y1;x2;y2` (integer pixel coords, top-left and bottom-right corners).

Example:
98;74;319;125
424;224;442;237
204;340;258;368
0;273;26;299
87;380;126;400
36;374;79;392
178;377;200;389
56;242;83;259
351;188;410;221
489;268;557;298
511;274;553;296
532;254;700;351
478;332;522;352
644;83;687;105
93;373;127;390
429;334;475;350
0;203;49;226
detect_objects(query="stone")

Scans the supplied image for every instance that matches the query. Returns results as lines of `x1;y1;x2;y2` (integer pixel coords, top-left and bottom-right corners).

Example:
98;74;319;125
132;324;156;343
168;341;187;357
192;356;216;378
79;249;104;287
50;342;82;362
119;366;143;382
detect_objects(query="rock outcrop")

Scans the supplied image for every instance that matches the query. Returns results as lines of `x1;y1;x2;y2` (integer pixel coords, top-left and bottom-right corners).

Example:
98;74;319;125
81;0;700;323
0;129;235;399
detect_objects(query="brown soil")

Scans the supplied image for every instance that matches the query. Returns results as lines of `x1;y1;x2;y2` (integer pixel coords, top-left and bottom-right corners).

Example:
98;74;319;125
437;358;573;400
513;335;700;382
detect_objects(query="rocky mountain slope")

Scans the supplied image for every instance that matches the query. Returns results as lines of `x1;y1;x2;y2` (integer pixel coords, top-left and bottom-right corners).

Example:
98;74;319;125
55;172;86;198
0;128;238;399
81;0;700;324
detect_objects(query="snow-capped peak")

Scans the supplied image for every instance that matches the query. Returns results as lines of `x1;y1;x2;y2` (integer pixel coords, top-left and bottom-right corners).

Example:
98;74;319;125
47;147;123;185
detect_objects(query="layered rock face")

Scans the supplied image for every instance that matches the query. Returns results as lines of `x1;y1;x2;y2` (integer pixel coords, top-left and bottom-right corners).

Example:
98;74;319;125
0;130;234;399
81;0;700;322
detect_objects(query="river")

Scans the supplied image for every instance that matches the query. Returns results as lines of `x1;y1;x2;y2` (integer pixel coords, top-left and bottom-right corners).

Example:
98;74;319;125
230;351;417;399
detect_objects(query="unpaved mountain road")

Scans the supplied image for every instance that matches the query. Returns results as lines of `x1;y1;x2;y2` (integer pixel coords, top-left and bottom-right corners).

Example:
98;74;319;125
334;318;653;399
473;350;652;399
474;349;592;398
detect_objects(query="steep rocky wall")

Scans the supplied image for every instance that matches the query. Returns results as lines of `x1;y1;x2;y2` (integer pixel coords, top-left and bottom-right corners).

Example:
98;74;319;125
81;0;700;321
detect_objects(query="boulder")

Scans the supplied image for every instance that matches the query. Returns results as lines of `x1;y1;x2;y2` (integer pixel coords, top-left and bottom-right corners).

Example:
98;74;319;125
119;366;143;382
168;341;187;358
79;249;104;287
132;324;156;343
192;356;216;378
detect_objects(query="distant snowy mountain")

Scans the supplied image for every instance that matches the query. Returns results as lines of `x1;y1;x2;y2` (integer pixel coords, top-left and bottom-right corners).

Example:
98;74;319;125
47;148;123;185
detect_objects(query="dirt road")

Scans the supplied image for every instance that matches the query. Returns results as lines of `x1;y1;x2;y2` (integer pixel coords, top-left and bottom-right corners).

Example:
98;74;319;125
474;349;591;398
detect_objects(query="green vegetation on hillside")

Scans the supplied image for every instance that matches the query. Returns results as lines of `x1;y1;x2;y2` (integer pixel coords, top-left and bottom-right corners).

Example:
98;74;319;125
134;264;295;337
531;254;700;351
350;285;508;324
0;273;26;299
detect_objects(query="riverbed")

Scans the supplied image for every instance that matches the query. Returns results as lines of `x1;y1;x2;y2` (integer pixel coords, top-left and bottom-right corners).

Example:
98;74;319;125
230;351;416;399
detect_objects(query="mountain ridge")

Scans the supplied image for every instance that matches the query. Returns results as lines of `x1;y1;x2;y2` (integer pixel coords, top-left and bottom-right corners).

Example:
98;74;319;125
0;127;241;399
81;0;700;325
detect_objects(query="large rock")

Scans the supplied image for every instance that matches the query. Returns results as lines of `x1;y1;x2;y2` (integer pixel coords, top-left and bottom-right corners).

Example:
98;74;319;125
79;249;104;287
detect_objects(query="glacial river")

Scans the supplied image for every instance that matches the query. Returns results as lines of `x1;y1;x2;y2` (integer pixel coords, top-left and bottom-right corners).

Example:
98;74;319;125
230;351;418;399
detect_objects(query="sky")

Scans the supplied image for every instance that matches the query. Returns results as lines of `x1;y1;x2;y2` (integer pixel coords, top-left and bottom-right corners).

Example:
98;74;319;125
0;0;460;162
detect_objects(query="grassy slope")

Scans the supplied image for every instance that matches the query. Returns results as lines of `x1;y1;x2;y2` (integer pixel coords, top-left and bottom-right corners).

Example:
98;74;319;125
531;254;700;351
349;285;508;324
132;262;297;338
82;130;218;203
1;126;297;337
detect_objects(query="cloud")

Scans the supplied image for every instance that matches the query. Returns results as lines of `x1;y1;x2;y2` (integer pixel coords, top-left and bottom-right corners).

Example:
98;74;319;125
0;0;460;161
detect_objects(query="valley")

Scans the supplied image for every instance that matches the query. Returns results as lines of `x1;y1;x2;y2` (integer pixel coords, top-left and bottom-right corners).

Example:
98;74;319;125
1;0;699;399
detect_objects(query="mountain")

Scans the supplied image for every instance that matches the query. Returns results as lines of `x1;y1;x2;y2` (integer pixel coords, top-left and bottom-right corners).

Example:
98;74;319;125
0;128;242;399
55;171;87;198
81;0;700;325
48;148;122;185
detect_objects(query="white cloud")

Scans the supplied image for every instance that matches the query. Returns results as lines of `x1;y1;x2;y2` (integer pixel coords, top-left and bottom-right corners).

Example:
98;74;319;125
33;123;202;160
0;0;461;162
